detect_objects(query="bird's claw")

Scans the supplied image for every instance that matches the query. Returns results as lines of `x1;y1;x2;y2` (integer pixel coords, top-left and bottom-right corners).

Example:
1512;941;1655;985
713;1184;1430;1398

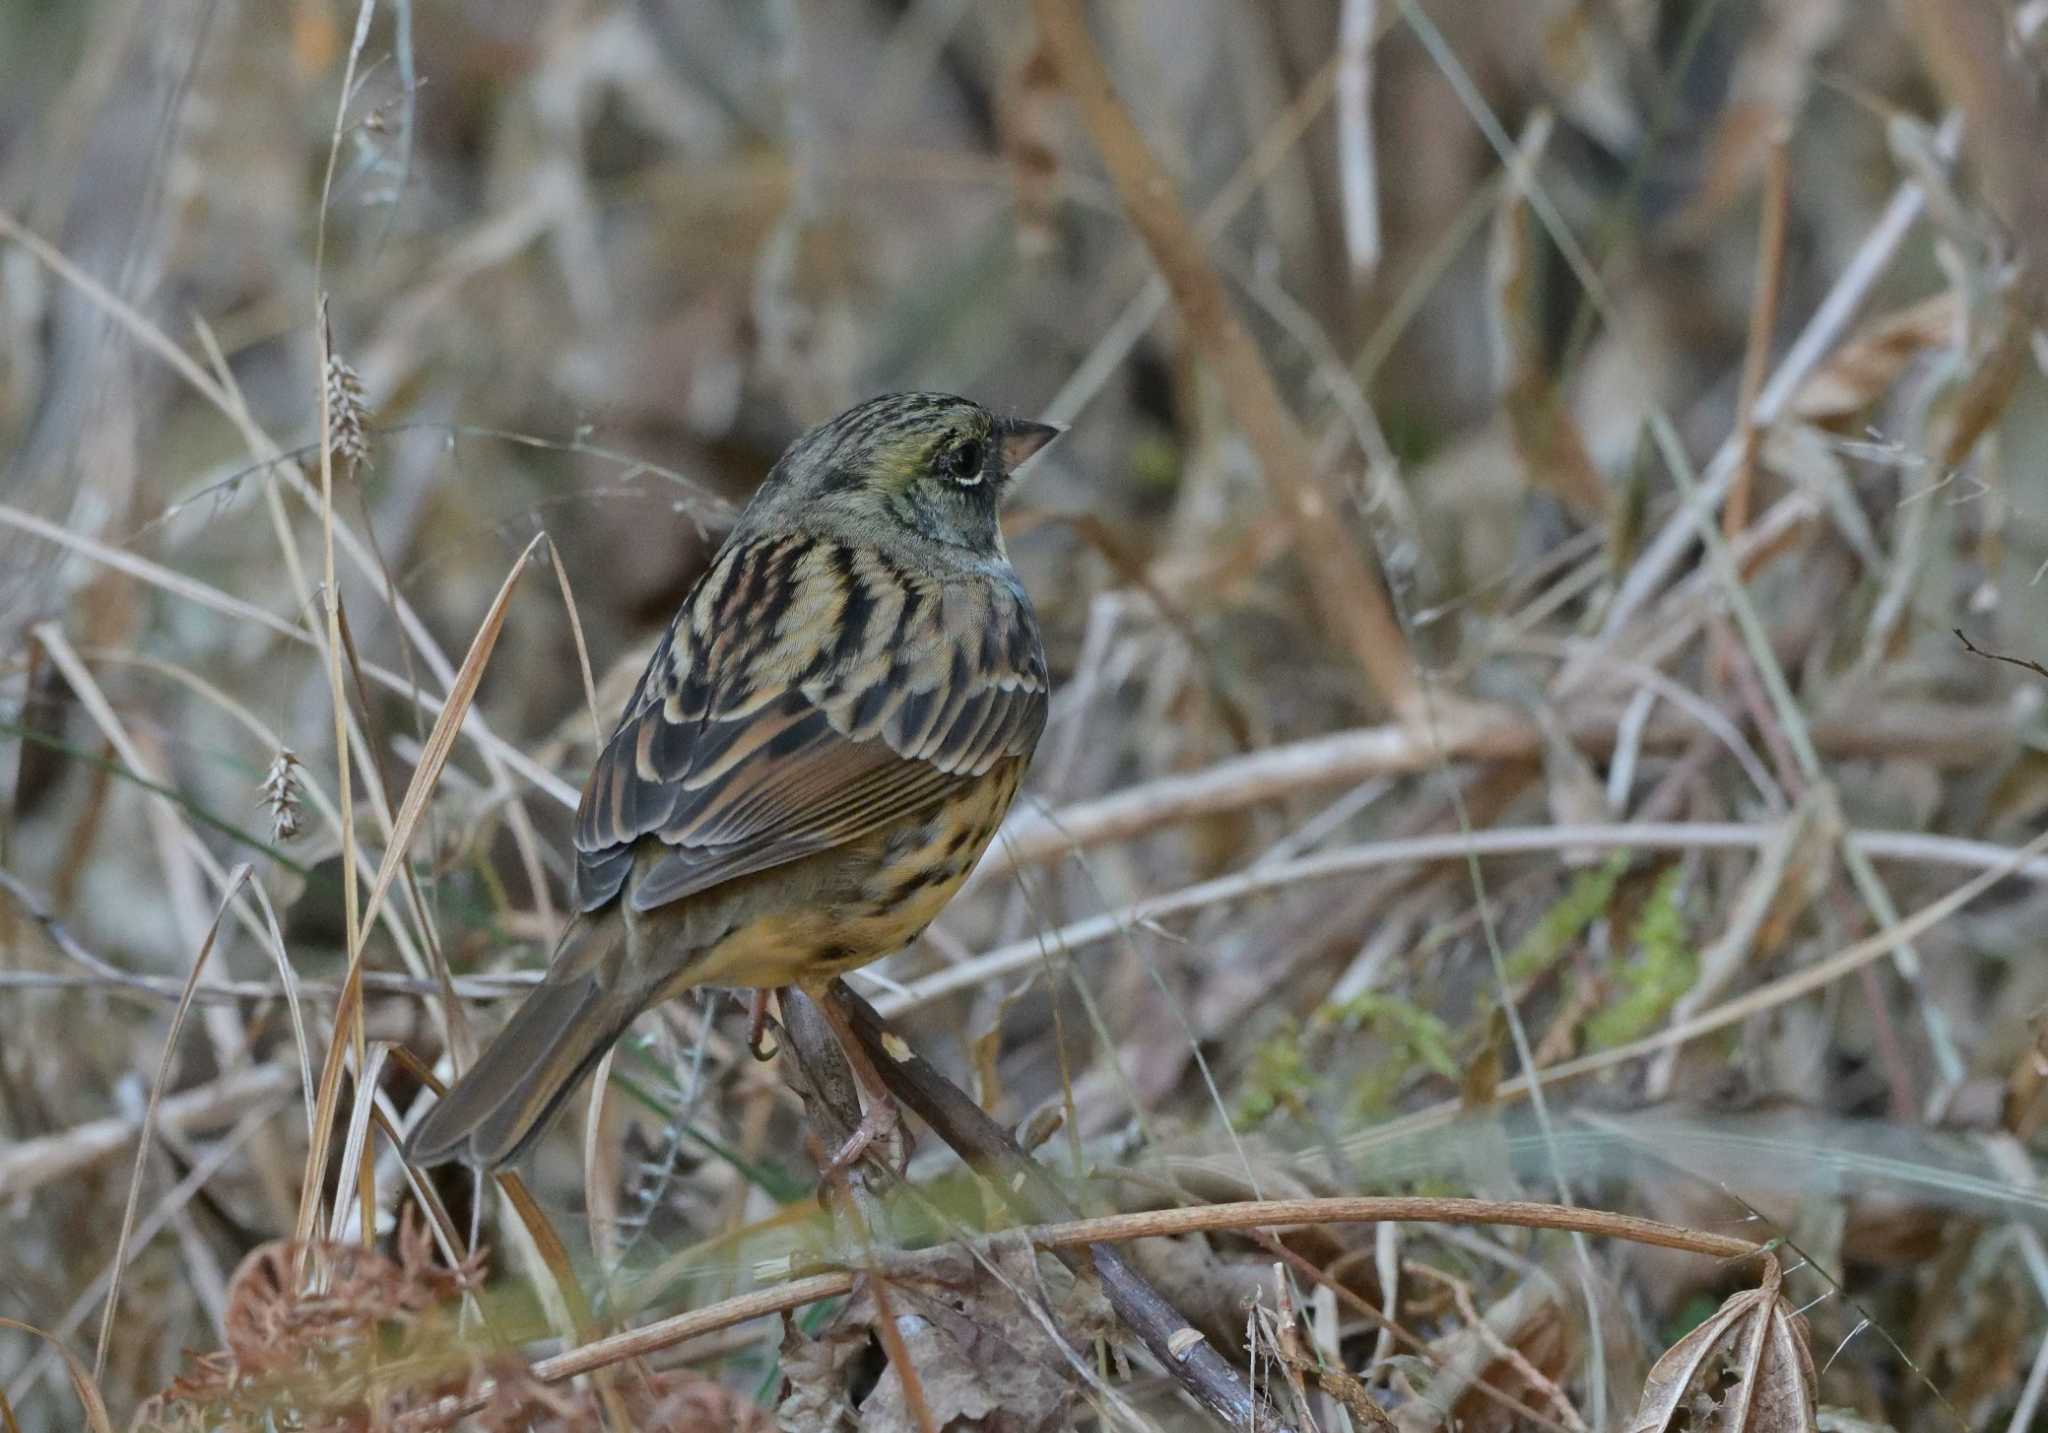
823;1095;904;1176
747;987;779;1061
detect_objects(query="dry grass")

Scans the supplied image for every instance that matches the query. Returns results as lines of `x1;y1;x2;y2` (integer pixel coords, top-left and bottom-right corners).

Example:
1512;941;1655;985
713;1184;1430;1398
5;0;2048;1429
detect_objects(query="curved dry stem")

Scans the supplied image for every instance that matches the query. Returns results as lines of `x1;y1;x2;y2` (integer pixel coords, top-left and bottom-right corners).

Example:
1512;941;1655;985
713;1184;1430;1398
395;1193;1754;1429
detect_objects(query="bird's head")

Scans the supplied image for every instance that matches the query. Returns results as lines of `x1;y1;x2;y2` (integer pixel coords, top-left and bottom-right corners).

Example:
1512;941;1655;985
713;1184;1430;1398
738;393;1062;565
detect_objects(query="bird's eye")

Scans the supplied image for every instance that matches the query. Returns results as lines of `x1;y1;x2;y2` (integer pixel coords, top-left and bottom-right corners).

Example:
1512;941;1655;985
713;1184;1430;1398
941;437;986;484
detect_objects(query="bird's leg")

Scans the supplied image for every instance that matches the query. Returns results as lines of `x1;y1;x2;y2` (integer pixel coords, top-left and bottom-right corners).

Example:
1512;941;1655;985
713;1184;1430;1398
747;987;782;1061
798;983;909;1175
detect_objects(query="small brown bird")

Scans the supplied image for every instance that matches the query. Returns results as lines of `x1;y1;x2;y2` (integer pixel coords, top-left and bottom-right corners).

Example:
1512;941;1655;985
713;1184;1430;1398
406;393;1058;1169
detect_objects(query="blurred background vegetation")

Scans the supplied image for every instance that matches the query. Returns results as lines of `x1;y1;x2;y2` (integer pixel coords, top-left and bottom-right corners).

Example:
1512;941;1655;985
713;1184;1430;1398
5;0;2048;1428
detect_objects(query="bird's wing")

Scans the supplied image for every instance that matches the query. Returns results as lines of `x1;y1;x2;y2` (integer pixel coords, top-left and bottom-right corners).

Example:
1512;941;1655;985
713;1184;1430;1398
573;531;1046;913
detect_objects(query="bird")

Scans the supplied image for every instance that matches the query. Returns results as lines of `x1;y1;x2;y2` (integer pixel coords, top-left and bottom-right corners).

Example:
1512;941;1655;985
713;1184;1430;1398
405;392;1058;1171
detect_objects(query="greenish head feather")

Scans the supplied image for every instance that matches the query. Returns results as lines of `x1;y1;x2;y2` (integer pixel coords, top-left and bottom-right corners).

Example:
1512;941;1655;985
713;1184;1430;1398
736;393;1060;566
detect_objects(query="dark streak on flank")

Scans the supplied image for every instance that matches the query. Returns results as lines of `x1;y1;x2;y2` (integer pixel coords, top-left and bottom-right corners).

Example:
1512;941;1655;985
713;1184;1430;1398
887;863;954;904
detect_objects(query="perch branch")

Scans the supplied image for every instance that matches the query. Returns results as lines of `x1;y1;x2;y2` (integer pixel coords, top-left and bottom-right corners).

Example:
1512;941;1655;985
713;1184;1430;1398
822;980;1307;1431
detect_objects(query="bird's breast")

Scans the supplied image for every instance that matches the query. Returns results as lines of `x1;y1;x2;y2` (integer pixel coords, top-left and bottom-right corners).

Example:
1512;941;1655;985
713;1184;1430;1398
670;758;1025;991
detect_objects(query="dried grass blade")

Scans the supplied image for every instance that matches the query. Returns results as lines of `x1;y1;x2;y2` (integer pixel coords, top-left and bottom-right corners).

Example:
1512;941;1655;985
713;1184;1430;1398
245;877;318;1139
0;1067;296;1200
31;626;271;956
1336;0;1381;278
359;530;547;960
92;863;251;1380
545;535;603;747
584;1046;621;1277
0;504;575;807
0;503;305;642
496;1167;598;1337
1724;129;1792;544
327;1042;395;1244
313;299;365;1049
292;298;367;1274
0;211;229;413
332;598;467;1059
294;530;547;1252
376;1048;497;1330
0;1322;115;1433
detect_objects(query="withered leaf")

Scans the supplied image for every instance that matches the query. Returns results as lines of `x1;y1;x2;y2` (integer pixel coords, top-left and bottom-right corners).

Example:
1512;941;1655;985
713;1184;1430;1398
1790;292;1958;424
780;1244;1083;1433
1626;1261;1818;1432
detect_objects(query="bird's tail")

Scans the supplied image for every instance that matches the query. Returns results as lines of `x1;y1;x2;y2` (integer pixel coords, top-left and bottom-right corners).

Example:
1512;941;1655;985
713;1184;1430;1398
404;916;640;1170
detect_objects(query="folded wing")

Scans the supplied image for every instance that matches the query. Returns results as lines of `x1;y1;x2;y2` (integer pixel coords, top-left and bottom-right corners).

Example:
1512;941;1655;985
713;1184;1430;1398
574;533;1046;913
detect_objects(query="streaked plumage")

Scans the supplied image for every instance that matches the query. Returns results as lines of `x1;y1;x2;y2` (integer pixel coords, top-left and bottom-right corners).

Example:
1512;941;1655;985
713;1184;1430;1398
406;393;1057;1169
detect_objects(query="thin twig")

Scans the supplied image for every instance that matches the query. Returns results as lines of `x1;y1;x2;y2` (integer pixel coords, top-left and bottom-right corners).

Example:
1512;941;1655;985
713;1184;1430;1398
983;697;2010;881
1956;627;2048;682
892;820;2048;1017
394;1187;1754;1431
9;819;2046;1018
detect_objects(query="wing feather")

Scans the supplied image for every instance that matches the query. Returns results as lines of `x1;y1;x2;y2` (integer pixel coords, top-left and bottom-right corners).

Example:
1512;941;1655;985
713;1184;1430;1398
572;533;1045;913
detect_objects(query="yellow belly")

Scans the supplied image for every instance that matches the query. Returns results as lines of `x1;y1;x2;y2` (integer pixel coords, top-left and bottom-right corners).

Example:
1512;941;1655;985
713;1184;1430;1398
671;759;1021;991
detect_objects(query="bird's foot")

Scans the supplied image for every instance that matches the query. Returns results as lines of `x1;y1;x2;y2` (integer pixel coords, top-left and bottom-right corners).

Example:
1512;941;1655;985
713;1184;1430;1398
822;1092;909;1177
747;987;782;1061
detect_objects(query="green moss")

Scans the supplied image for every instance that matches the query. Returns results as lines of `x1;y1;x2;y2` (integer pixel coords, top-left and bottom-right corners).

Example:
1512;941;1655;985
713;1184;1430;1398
1235;1019;1314;1127
1505;852;1629;984
1587;864;1696;1047
1319;993;1460;1117
1128;432;1183;494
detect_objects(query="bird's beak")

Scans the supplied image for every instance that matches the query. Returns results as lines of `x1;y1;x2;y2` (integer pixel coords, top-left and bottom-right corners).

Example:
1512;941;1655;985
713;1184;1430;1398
997;418;1064;477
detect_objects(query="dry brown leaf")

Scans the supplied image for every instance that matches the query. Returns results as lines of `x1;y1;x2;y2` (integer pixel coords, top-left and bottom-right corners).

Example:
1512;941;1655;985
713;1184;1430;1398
131;1211;489;1431
1625;1261;1818;1432
778;1244;1085;1432
2002;1007;2048;1138
1929;293;2035;470
776;1309;867;1431
1789;291;1959;423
